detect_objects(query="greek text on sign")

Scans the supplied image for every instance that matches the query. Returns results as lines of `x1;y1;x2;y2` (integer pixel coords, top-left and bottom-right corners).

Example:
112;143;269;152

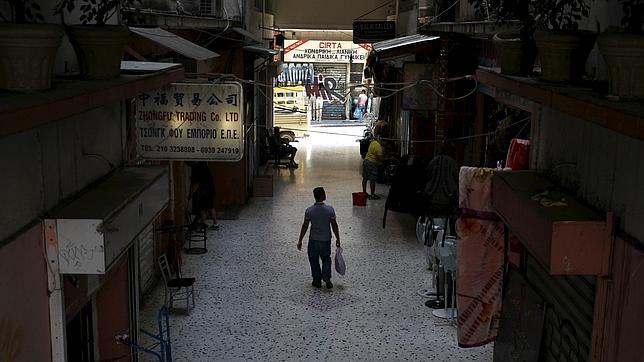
135;82;244;161
353;21;396;43
283;40;372;63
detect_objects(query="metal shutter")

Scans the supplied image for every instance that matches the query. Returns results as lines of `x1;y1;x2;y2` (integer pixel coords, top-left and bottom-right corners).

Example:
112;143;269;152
138;224;156;296
315;63;347;120
525;254;596;361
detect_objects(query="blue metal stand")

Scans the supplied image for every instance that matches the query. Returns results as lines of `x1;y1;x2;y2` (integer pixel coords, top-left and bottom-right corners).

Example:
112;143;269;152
119;306;172;361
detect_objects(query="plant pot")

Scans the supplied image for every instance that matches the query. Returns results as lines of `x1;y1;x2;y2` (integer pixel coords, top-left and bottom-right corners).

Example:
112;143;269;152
141;0;175;12
67;25;130;80
493;33;537;76
0;24;64;92
535;30;597;83
597;32;644;100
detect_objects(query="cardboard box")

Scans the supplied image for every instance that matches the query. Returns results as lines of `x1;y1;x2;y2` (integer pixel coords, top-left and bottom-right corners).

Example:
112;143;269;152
253;175;273;197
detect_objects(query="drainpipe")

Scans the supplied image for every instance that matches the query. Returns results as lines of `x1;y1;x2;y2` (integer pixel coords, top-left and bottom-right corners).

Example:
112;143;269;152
395;0;399;21
44;220;67;362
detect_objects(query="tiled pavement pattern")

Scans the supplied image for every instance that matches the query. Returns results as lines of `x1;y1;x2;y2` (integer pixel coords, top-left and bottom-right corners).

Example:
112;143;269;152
139;126;493;361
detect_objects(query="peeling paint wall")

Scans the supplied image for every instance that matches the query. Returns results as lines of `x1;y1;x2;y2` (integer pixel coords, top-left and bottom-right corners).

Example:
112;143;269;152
0;103;124;244
604;236;644;361
0;223;50;362
535;107;644;244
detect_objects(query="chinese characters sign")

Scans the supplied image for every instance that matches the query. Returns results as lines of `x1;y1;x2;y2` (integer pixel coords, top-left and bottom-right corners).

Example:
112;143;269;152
135;82;244;161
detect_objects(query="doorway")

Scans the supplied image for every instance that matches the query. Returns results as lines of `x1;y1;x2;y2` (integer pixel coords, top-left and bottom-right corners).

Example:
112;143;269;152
66;301;95;361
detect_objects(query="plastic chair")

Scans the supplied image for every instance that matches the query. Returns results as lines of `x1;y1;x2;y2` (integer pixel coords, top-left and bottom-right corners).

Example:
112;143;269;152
158;254;195;313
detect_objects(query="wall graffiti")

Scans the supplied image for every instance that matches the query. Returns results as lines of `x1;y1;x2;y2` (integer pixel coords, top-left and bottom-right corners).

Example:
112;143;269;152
304;75;344;101
277;64;344;101
0;317;23;362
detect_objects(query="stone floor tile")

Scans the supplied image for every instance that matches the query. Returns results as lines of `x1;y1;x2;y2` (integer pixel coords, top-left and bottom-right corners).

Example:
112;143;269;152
139;126;493;361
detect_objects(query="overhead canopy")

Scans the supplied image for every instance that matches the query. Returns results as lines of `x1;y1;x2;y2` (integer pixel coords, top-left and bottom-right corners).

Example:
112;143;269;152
243;45;279;57
372;34;440;54
230;27;263;44
130;27;220;61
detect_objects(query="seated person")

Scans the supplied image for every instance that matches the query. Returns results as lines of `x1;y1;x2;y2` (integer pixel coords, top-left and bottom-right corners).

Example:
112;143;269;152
272;126;298;168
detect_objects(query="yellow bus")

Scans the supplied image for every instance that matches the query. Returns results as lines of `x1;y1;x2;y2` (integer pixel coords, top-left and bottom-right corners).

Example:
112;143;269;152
273;86;309;141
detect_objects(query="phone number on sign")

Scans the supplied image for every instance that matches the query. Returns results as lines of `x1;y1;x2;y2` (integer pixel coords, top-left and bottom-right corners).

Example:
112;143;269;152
200;147;240;154
144;145;197;153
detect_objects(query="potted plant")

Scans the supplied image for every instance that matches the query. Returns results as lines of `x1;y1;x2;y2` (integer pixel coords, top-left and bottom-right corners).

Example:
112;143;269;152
597;0;644;99
54;0;137;79
468;0;537;76
0;1;64;91
532;0;597;82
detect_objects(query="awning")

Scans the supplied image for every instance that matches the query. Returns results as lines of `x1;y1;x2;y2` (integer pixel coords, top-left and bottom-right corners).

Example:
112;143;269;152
492;171;610;275
130;27;220;61
120;61;181;74
46;167;169;274
372;34;440;53
231;27;263;44
243;45;279;57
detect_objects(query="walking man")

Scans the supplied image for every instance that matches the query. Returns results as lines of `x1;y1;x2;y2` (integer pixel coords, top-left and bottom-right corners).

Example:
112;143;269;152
297;187;341;289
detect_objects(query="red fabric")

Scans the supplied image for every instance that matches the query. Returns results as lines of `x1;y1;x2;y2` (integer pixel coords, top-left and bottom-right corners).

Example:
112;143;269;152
505;138;530;170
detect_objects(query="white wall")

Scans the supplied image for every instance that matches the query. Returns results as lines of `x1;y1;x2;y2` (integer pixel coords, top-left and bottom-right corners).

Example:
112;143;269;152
246;7;274;39
224;0;244;18
0;104;125;243
535;107;644;243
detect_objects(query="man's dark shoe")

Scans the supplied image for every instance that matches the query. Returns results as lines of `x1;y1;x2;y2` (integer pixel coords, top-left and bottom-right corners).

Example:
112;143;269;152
325;281;333;289
312;280;322;288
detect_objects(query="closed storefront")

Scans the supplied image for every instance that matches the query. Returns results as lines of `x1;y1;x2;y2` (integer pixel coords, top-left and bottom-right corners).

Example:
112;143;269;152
137;223;156;296
316;63;347;120
278;40;371;123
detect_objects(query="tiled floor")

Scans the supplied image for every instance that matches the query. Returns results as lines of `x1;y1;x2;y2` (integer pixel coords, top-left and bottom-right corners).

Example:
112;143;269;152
139;126;493;361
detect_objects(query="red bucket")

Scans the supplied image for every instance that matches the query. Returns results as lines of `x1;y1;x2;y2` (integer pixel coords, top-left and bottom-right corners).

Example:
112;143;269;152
352;192;368;206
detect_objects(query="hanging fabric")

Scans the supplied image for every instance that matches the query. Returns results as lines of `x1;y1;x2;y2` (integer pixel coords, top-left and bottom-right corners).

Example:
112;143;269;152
505;138;531;170
456;167;505;348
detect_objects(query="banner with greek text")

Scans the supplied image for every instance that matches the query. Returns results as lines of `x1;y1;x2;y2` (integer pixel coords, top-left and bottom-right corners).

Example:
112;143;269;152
135;82;244;161
283;40;372;63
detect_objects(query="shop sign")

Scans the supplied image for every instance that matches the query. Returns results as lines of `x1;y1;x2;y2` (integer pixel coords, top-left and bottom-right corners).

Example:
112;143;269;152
135;82;244;161
283;40;372;63
353;21;396;43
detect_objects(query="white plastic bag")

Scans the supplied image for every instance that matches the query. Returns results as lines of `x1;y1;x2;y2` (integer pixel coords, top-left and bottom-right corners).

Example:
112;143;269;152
334;246;346;276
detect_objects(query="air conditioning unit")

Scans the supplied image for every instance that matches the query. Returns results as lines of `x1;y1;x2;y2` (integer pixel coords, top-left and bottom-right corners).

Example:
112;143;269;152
199;0;223;17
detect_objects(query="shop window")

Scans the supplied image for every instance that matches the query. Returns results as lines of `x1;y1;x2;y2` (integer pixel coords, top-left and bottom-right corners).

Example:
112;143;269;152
254;0;273;12
350;63;363;73
350;72;363;83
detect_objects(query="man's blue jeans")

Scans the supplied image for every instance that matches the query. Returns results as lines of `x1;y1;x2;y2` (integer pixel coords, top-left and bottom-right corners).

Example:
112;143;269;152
307;239;332;282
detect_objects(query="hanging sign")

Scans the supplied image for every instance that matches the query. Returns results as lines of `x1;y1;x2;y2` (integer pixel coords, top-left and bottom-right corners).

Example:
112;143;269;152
283;40;372;63
353;21;396;43
135;82;244;161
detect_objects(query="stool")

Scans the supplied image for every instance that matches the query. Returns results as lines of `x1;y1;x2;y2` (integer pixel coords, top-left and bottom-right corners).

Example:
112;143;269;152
185;222;207;254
